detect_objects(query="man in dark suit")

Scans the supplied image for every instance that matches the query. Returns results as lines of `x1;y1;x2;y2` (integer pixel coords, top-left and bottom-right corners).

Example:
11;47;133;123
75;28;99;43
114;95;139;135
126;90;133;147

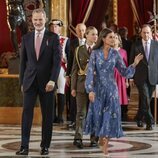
16;8;61;155
66;23;86;129
130;24;158;130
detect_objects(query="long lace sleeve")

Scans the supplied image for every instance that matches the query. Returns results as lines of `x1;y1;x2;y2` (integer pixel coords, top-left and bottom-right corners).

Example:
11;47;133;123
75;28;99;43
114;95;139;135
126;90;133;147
85;51;96;93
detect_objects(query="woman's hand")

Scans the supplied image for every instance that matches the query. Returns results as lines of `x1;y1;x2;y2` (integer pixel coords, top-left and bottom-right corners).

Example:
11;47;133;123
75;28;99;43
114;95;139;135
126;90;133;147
132;53;143;67
89;91;95;103
129;79;135;87
125;79;129;88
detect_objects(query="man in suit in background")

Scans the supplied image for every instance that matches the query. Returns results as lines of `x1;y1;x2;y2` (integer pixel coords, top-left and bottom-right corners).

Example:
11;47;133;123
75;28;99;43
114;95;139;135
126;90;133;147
66;23;86;129
16;8;61;155
130;24;158;130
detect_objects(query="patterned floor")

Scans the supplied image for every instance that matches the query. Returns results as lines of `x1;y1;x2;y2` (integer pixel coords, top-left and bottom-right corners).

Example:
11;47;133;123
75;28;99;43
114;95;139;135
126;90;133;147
0;122;158;158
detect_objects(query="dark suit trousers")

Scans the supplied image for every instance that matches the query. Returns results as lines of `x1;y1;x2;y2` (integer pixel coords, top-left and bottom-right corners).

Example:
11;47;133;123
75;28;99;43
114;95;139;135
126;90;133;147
21;78;54;149
136;81;155;125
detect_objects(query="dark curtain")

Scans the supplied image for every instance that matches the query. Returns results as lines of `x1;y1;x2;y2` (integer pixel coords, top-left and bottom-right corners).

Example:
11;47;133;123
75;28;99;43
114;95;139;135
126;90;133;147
132;0;153;26
0;0;13;53
68;0;110;37
86;0;110;32
69;0;90;28
118;0;134;37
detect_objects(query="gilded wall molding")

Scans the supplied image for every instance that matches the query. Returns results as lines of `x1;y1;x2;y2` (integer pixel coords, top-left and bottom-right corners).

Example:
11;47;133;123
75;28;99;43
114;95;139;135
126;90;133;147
50;0;68;36
113;0;118;25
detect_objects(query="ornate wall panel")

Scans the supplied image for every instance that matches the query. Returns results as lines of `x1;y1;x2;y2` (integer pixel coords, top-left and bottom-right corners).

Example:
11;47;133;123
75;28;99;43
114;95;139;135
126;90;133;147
50;0;68;36
113;0;118;24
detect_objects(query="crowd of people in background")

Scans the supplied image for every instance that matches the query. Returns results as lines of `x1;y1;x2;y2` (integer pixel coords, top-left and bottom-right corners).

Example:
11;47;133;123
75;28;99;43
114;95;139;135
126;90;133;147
51;20;158;156
14;6;158;156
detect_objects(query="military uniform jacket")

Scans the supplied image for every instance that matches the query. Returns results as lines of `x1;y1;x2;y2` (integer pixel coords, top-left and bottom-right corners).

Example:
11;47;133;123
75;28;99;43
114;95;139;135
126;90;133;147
71;45;90;93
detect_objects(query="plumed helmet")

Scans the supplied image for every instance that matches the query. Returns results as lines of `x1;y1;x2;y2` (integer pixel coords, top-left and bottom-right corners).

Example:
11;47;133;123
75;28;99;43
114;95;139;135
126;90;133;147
48;19;63;27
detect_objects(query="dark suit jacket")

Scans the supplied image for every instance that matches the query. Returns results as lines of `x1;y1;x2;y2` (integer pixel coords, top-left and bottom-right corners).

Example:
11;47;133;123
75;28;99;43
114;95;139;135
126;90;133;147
66;38;79;76
71;45;90;93
20;29;61;92
130;39;158;85
64;37;70;61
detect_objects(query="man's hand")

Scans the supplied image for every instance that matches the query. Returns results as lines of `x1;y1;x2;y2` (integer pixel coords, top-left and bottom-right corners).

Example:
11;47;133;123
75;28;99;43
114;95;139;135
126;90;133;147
21;85;23;92
45;81;55;92
71;89;76;97
66;76;70;86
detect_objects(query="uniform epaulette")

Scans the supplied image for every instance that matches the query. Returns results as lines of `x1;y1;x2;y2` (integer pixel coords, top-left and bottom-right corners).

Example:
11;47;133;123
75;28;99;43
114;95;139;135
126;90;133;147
75;45;88;76
77;45;85;50
80;45;85;48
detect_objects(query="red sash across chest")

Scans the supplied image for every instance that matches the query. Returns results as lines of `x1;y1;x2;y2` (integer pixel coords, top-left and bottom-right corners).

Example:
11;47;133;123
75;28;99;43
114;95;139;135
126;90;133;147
60;37;67;71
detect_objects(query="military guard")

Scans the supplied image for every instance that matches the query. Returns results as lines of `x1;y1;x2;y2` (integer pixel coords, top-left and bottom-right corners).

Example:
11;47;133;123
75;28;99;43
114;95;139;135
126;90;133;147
49;19;70;123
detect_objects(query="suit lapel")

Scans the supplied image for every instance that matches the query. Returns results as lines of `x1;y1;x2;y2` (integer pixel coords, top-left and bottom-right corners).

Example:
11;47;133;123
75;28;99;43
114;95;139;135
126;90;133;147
149;40;154;62
73;38;79;50
138;40;148;63
137;40;144;54
76;38;79;47
38;30;49;59
29;32;37;60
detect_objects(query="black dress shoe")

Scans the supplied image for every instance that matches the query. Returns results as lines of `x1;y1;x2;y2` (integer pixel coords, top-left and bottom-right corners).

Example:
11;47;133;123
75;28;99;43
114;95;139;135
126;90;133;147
16;147;29;155
146;124;153;130
73;139;83;149
56;118;64;124
90;141;98;147
53;117;63;124
41;147;49;155
137;121;144;127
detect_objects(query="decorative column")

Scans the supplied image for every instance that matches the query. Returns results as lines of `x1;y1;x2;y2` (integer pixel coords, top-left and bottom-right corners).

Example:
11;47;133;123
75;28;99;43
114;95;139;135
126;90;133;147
113;0;118;25
50;0;68;36
157;0;158;14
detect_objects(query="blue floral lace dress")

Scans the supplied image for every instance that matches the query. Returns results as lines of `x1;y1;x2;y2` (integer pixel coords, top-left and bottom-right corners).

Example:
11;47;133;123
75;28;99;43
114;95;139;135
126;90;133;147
84;48;135;138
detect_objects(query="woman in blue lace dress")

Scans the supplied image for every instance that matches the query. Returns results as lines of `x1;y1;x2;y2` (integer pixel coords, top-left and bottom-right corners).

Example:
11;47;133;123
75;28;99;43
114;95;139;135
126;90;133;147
84;28;143;156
